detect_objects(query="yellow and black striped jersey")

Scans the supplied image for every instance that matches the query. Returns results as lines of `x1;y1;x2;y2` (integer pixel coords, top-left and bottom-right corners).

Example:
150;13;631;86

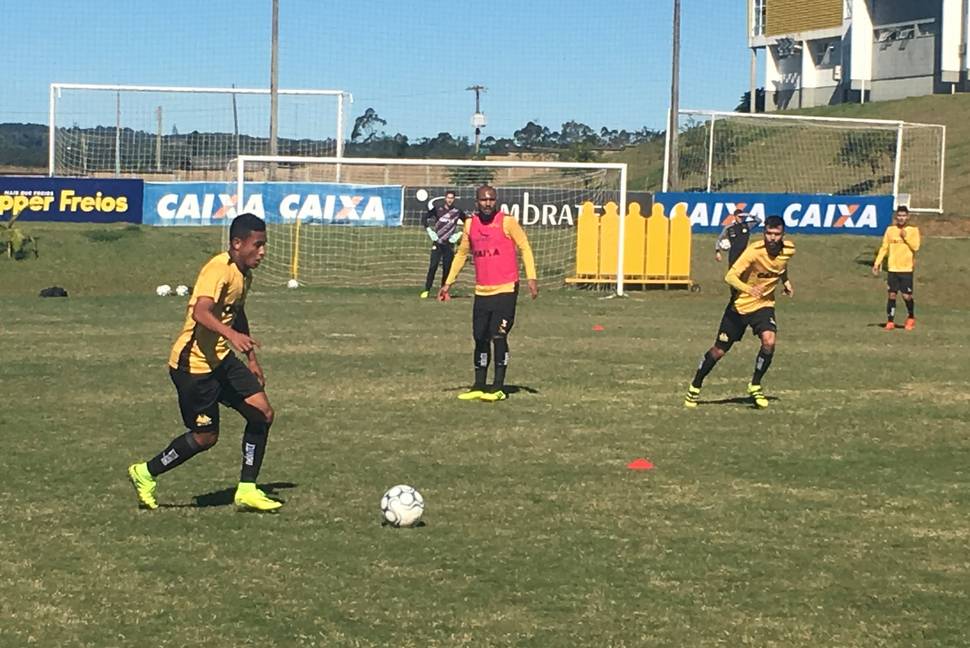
725;239;795;315
874;225;920;272
169;252;250;373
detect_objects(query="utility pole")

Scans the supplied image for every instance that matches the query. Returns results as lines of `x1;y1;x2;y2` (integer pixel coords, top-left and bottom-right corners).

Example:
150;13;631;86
467;84;487;154
667;0;681;190
269;0;279;179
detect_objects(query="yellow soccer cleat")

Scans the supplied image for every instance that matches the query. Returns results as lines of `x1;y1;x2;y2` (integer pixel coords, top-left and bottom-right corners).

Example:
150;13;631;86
127;462;158;510
419;290;429;299
480;389;507;402
684;385;700;409
457;389;486;401
234;483;283;512
747;383;769;409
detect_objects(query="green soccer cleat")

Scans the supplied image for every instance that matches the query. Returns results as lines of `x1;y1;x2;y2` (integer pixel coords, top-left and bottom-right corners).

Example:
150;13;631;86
419;290;430;299
127;462;158;510
747;383;769;409
458;389;486;401
234;482;283;512
480;389;507;402
684;385;701;409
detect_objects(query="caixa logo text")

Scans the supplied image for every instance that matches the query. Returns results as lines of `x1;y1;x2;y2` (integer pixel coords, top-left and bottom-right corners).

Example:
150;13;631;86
678;200;881;230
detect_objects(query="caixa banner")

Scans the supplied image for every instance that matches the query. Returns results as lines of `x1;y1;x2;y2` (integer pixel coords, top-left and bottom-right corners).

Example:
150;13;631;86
655;192;894;236
0;176;142;223
403;186;652;228
143;182;404;226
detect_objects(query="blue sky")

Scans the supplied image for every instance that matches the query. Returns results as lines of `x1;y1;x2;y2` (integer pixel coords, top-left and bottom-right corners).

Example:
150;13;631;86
5;1;755;141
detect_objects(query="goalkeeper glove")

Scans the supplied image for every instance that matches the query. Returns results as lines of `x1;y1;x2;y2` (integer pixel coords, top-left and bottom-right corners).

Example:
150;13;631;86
448;230;462;244
426;227;439;242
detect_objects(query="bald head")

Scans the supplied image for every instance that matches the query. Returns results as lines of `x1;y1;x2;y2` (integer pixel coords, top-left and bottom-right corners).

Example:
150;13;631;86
476;184;497;217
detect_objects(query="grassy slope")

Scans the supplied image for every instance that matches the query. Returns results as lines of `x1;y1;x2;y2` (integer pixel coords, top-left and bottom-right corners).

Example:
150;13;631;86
609;94;970;220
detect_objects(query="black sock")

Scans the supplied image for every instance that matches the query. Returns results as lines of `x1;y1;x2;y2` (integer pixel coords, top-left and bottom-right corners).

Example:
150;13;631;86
905;298;914;317
691;350;721;389
240;420;270;483
146;431;205;477
492;338;509;389
887;298;896;322
751;348;774;385
473;340;489;388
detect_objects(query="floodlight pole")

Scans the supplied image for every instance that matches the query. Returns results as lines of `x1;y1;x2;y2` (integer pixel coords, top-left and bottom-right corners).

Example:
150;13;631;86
667;0;681;190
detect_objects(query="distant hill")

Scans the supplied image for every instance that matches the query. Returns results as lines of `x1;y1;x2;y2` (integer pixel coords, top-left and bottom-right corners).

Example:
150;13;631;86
0;123;47;168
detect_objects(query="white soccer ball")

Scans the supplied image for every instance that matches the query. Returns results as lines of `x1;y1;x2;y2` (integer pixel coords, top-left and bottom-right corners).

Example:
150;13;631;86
380;484;424;528
175;284;189;297
155;284;172;297
286;278;299;289
717;238;732;251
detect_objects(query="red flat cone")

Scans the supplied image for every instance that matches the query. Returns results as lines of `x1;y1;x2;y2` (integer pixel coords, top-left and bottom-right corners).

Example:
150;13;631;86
627;458;654;470
592;324;605;331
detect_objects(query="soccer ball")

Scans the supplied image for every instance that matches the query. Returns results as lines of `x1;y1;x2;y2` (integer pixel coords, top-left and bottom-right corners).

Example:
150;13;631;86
380;484;424;527
175;284;190;297
286;278;299;289
155;284;172;297
717;238;732;251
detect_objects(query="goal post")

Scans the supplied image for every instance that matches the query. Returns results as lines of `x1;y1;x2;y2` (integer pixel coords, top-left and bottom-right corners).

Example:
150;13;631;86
48;82;351;180
227;155;631;294
664;109;946;213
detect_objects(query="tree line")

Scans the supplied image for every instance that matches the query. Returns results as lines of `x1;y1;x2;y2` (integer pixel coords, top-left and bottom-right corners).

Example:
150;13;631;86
0;110;664;170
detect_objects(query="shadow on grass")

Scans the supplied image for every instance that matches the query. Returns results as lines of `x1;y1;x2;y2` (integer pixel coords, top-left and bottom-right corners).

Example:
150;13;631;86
698;395;779;408
446;384;539;398
157;481;297;509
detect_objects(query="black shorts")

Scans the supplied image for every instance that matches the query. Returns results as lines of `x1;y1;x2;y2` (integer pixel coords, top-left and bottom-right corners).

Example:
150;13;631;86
472;287;518;341
169;354;263;432
714;306;777;350
887;272;914;294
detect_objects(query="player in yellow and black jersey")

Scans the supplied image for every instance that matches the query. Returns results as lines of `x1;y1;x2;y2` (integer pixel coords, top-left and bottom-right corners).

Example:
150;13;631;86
872;205;920;330
127;213;283;512
684;215;795;409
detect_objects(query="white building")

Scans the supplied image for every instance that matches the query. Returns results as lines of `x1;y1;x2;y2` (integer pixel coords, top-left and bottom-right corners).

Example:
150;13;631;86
748;0;970;110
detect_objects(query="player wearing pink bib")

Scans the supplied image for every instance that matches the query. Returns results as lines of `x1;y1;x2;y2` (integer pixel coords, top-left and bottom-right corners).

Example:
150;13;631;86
438;184;538;402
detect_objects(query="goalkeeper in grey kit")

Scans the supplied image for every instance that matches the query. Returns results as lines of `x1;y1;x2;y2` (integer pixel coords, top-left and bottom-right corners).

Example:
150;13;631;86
421;190;466;299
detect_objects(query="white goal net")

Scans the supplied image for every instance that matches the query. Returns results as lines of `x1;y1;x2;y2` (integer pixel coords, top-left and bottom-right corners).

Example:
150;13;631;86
48;83;350;180
665;110;945;213
224;155;629;293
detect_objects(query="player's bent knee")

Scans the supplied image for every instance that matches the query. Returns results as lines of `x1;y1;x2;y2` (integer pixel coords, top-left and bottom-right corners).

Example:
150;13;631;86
711;342;731;356
192;429;219;450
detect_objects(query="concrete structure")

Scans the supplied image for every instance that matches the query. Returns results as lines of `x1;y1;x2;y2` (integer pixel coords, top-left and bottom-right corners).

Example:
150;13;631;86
747;0;970;111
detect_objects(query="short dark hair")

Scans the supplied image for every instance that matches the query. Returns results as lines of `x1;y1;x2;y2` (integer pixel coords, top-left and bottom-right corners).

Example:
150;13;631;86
229;213;266;241
445;190;457;197
764;215;784;230
733;208;745;216
896;205;910;213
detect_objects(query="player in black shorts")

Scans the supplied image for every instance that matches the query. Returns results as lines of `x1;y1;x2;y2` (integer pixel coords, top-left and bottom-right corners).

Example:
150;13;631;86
685;215;795;409
127;213;282;512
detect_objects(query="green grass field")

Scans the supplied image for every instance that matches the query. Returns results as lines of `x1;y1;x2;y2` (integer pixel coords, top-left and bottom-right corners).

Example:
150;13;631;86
2;224;969;647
